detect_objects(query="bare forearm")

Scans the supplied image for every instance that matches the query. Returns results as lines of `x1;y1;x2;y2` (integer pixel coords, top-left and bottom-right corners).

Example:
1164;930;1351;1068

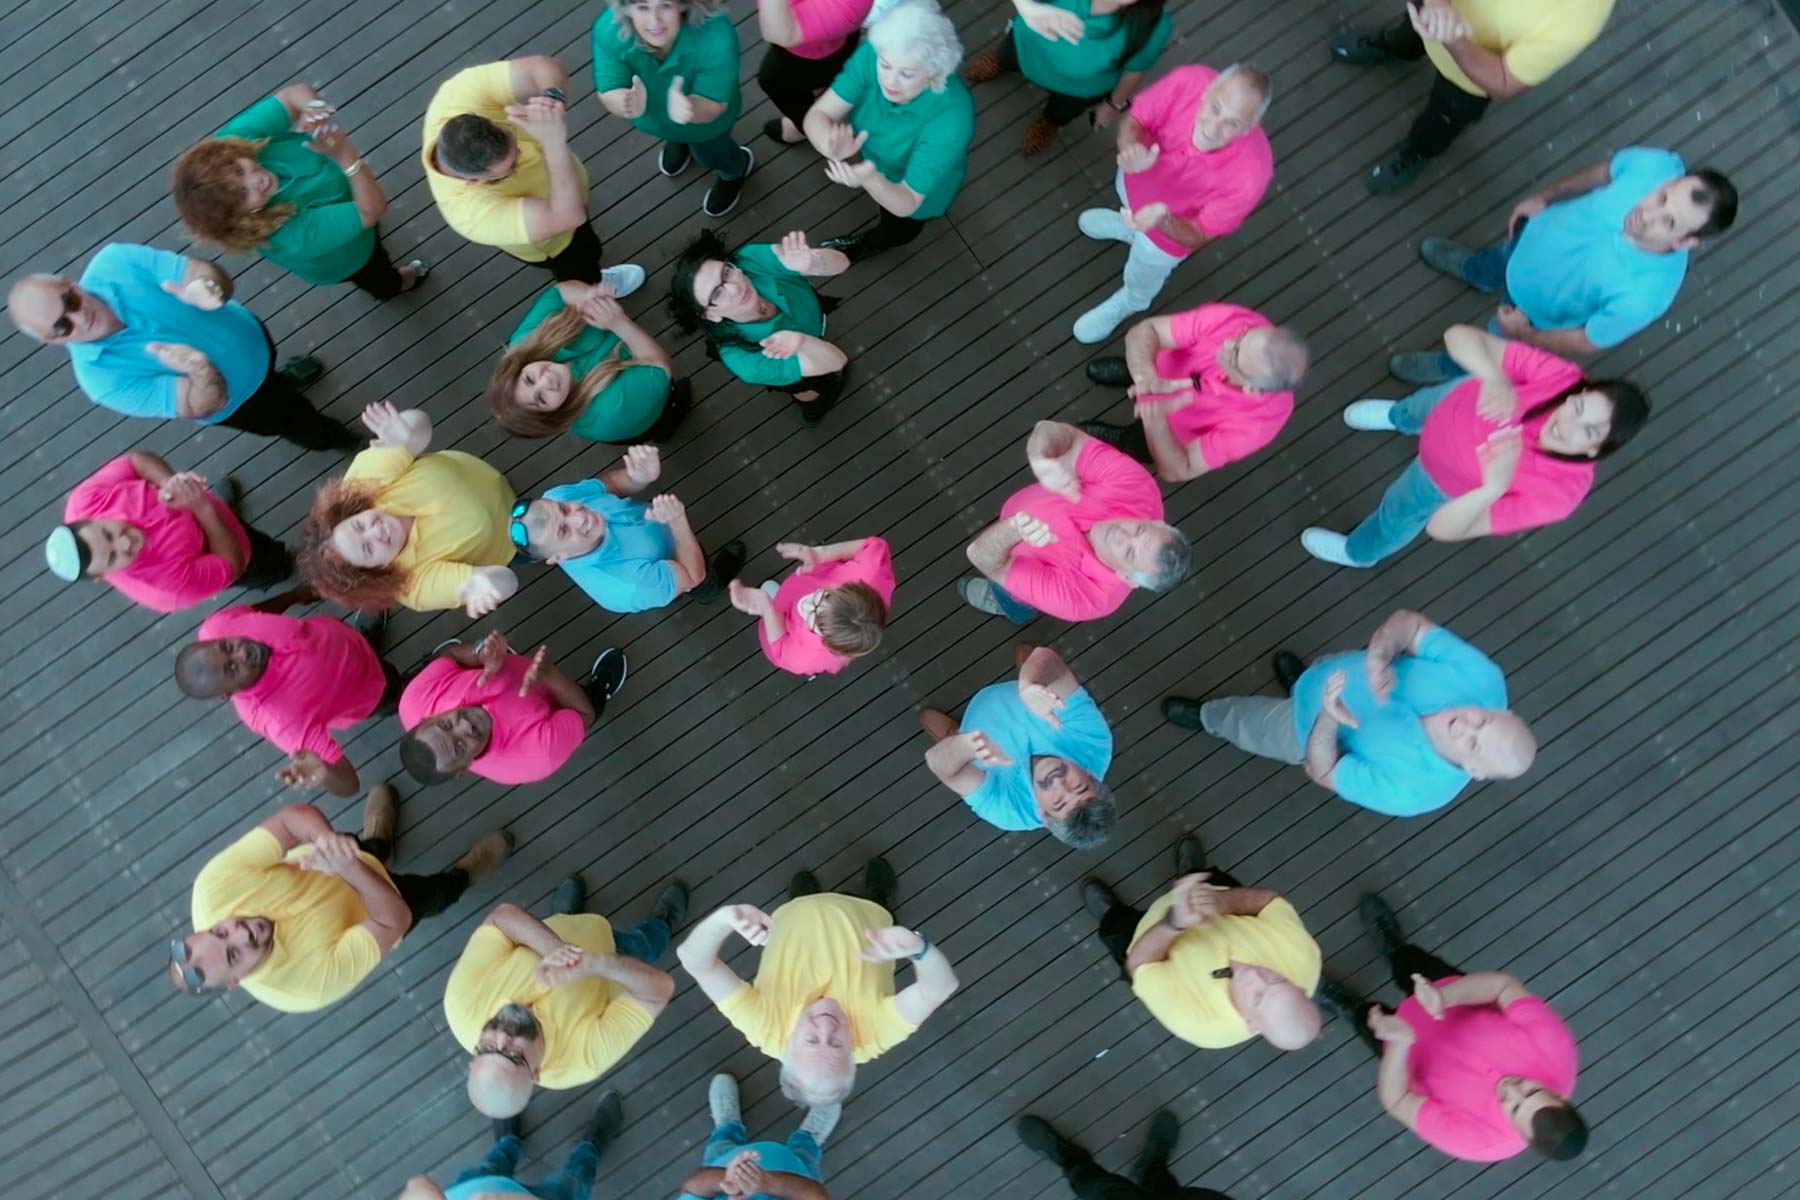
609;316;673;373
1436;972;1521;1008
966;522;1022;581
1114;113;1147;153
810;539;867;563
586;954;673;1012
175;362;229;418
906;944;958;1004
1424;486;1499;542
676;909;737;971
1303;712;1342;787
1140;410;1197;482
1442;40;1520;98
791;335;847;376
1153;213;1207;251
1123;320;1163;380
1124;922;1179;975
126;451;173;485
535;661;598;725
1377;1042;1414;1111
512;56;570;100
337;858;411;932
345;155;389;226
682;95;727;124
757;0;803;46
267;802;333;848
925;736;979;783
319;755;360;798
860;171;923;218
1536;161;1613;206
489;903;569;957
191;502;245;575
184;257;234;301
1111;71;1146;107
1442;324;1507;377
542;144;588;229
757;603;787;644
666;518;707;592
1368;609;1433;664
1018;646;1074;695
1510;322;1599;358
1213;887;1280;917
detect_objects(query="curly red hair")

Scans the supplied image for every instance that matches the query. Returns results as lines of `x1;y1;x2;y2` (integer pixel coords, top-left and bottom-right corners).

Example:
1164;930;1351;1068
297;479;407;611
170;137;295;252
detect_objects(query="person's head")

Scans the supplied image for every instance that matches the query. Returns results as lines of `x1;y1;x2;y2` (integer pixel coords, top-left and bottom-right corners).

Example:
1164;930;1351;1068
297;480;408;610
1089;519;1191;591
866;0;963;104
45;520;142;582
813;582;889;660
1226;965;1321;1050
1498;1077;1588;1159
516;496;605;564
670;229;765;332
1031;756;1117;848
1625;168;1738;252
466;1003;545;1117
436;114;519;181
1526;379;1651;461
401;706;495;784
9;274;108;344
779;997;857;1105
485;308;628;439
1219;324;1309;393
169;138;292;252
610;0;718;51
174;636;273;698
168;916;275;994
1195;63;1271;151
1421;707;1536;780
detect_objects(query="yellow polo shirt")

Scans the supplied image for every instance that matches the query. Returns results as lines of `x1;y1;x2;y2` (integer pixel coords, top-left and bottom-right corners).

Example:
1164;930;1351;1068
421;62;592;261
1425;0;1614;97
443;914;656;1090
190;828;388;1013
1128;888;1322;1049
716;894;919;1063
343;446;516;613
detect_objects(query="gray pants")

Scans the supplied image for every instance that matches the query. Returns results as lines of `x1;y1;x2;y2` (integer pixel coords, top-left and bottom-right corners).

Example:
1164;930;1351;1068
1201;697;1303;765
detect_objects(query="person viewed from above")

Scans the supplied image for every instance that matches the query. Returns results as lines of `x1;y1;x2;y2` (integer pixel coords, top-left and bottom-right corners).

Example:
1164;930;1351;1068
673;1072;836;1200
755;0;875;151
962;0;1174;158
670;229;851;424
728;536;895;677
400;1089;625;1200
1081;303;1309;482
1164;609;1535;817
172;81;429;298
1017;1108;1235;1200
516;444;746;614
1301;327;1650;570
1072;62;1274;344
802;0;976;263
961;420;1188;624
7;244;353;450
47;451;289;612
919;643;1117;846
593;0;755;217
298;402;520;617
397;631;629;788
487;275;681;447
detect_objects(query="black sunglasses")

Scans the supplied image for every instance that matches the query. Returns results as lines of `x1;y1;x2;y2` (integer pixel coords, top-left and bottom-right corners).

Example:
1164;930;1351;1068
51;290;81;338
168;939;206;993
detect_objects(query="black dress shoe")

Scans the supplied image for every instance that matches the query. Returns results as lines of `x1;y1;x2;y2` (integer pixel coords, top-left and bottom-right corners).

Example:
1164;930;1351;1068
816;233;868;264
1085;356;1132;388
490;1115;522;1141
1080;419;1153;463
1081;878;1120;922
790;869;822;900
1272;651;1305;696
1132;1110;1179;1182
553;874;587;916
1174;835;1205;877
761;117;804;145
659;141;692;177
1161;696;1206;730
862;857;898;913
584;1090;624;1150
691;540;746;604
1359;892;1405;958
277;354;324;388
797;386;840;426
1366;144;1430;194
1329;27;1402;65
652;880;690;931
1314;976;1367;1027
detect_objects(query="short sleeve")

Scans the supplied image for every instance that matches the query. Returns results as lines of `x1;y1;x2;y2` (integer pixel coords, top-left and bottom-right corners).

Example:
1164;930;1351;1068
1192;140;1272;238
269;202;369;260
899;95;974;202
398;559;474;613
510;287;568;345
131;244;196;287
1501;341;1583;392
1609;145;1685;186
863;993;920;1058
1413;628;1506;695
716;982;782;1055
217;95;294;140
829;43;872;107
720;339;805;387
343;445;415;491
579;364;672;442
1488;470;1589;536
191;827;286;924
589;14;635;92
1051;688;1114;776
308;926;385;1007
1074;438;1162;516
846;537;896;603
1415;1098;1512;1159
553;994;657;1084
1129;69;1177;131
1003;552;1112;621
737;243;799;279
1331;754;1452;817
444;925;516;1049
1505;996;1580;1083
1501;11;1610;87
689;17;742;103
1123;12;1173;72
589;555;680;614
64;456;141;516
147;550;239;602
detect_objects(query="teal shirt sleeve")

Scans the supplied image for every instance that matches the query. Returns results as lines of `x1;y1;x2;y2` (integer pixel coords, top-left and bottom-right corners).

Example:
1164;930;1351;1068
510;287;568;345
719;338;804;387
266;202;368;262
688;15;742;105
571;363;672;441
829;42;872;106
1332;755;1459;817
216;95;292;140
590;12;635;92
1123;13;1174;72
1414;628;1508;702
901;89;974;209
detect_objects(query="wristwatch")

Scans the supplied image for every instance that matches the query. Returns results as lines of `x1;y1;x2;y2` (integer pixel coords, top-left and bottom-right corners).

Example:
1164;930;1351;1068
910;930;932;960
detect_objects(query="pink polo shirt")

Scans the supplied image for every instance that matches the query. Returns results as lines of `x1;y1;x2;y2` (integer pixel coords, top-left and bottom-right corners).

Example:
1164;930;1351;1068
1123;65;1274;257
63;456;251;613
775;0;873;59
397;655;588;785
760;537;897;677
198;606;387;765
1417;343;1593;537
1148;303;1294;468
998;440;1164;621
1401;981;1579;1162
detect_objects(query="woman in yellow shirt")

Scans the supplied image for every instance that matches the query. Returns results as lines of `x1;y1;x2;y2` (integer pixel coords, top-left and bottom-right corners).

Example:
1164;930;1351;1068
299;403;519;615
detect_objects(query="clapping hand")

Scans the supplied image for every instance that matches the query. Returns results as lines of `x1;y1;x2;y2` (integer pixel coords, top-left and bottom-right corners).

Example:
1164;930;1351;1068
1117;140;1161;174
161;278;225;311
158;471;212;512
726;905;774;945
819;122;867;163
728;579;772;616
646;494;687;525
1125;202;1168;233
1411;974;1447;1020
860;926;925;962
1322;670;1359;728
720;1150;767;1198
277;750;329;790
774;231;819;274
460;569;514;618
1011;513;1057;547
1020;682;1065;729
1368;1008;1416;1045
301;832;363;876
505;96;568;145
474;630;512;684
759;330;805;359
577;283;626;332
1478;425;1523;489
776;542;821;569
824;158;875;190
621;444;661;486
666;76;696;125
515;644;550;696
292;99;338;136
533;943;591;988
959;730;1014;767
1168;872;1221;928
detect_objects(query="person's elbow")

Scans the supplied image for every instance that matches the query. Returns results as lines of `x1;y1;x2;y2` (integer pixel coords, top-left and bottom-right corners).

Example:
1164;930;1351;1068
931;964;961;1003
279;801;327;824
638;968;677;1015
480;902;527;929
274;82;319;115
511;55;567;93
1487;73;1530;101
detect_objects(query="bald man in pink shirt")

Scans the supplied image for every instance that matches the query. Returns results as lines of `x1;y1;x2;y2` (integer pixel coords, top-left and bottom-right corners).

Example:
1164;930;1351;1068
1073;63;1275;345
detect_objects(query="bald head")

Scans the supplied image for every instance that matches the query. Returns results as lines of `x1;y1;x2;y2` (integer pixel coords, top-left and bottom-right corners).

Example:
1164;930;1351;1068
466;1054;534;1118
1258;982;1323;1050
8;275;63;341
1476;711;1536;779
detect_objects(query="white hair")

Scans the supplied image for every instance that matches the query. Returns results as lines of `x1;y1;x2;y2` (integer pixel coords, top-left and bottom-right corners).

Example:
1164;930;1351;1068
867;0;963;90
778;1048;857;1106
1217;62;1274;124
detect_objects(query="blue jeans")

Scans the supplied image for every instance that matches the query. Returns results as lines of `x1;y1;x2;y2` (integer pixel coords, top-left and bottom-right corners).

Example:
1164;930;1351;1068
704;1121;824;1180
611;916;671;964
449;1135;599;1200
1343;381;1454;565
987;581;1038;624
1432;237;1515;375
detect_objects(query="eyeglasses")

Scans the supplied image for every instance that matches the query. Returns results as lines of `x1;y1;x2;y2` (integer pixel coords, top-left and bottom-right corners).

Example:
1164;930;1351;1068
508;500;532;554
706;265;738;310
474;1044;529;1070
168;939;206;993
51;290;81;338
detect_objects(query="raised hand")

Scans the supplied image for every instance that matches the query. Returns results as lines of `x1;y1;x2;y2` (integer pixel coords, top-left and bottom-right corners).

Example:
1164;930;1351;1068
161;277;225;311
301;832;363;876
577;284;626;332
759;330;805;359
1322;670;1359;728
277;750;330;790
1478;425;1524;490
292;99;338;136
460;569;514;618
1169;871;1221;928
646;494;687;525
666;75;695;125
621;444;661;486
533;944;593;989
1019;682;1065;729
359;400;412;447
474;630;512;684
617;75;648;119
505;96;568;145
1411;973;1447;1020
1117;140;1160;174
720;1150;766;1198
775;541;821;568
1017;0;1085;44
516;644;550;696
1012;512;1057;547
774;230;819;274
728;579;771;616
819;122;868;163
960;730;1014;767
1368;1008;1416;1045
824;157;875;190
860;925;926;962
726;905;774;945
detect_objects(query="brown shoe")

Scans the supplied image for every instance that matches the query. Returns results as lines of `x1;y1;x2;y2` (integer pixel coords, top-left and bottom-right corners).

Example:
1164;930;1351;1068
1019;113;1058;157
961;47;1003;86
360;783;398;850
453;830;514;884
919;706;958;743
1013;643;1037;669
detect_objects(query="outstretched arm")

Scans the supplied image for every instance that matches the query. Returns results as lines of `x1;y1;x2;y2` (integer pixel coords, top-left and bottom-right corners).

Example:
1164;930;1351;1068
676;906;764;1003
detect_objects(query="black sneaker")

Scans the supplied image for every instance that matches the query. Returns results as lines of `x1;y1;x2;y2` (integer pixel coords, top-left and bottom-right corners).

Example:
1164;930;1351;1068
862;857;898;913
1081;878;1120;923
817;233;868;265
1314;976;1367;1028
491;1114;522;1141
1132;1110;1179;1182
1366;144;1429;195
1272;651;1305;696
1161;696;1206;730
583;1090;624;1150
1329;27;1399;65
790;869;822;900
1174;835;1204;878
659;141;692;177
761;117;803;145
276;354;324;388
1359;892;1405;958
651;880;690;931
353;608;390;657
1078;419;1152;463
553;874;587;916
691;540;746;604
702;147;754;217
1085;357;1132;388
1016;1116;1078;1167
584;648;628;704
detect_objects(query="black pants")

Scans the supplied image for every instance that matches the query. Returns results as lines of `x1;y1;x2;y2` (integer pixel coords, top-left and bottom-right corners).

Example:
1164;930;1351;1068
1096;866;1243;967
219;326;358;451
1374;15;1491;157
1344;942;1465;1056
346;236;409;300
855;207;929;257
355;835;471;927
541;219;606;284
997;29;1109;126
238;526;294;591
1063;1156;1230;1200
758;37;861;130
374;660;408;717
770;366;846;406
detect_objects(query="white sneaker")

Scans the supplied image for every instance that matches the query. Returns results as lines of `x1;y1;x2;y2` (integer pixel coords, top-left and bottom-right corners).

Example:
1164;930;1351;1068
601;264;646;298
708;1073;740;1125
1343;400;1398;432
1073;291;1141;345
1077;208;1132;244
799;1102;842;1146
1301;528;1365;568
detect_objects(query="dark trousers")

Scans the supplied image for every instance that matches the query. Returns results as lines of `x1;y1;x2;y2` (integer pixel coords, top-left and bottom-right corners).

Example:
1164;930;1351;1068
374;660;408;716
997;29;1110;126
452;1134;602;1200
686;134;751;180
1344;942;1465;1056
770;367;846;407
1063;1156;1230;1200
758;38;861;130
354;835;471;928
346;236;409;300
1375;16;1491;157
238;526;294;591
1096;867;1243;968
857;207;929;256
541;220;606;284
219;326;357;451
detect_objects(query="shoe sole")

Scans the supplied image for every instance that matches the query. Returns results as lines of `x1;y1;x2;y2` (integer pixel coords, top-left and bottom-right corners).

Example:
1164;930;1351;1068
588;650;629;700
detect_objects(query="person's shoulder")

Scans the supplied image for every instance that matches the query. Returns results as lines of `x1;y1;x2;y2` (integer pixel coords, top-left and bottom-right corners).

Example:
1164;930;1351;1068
197;604;256;639
697;10;740;45
1611;145;1685;186
85;242;155;283
544;478;612;507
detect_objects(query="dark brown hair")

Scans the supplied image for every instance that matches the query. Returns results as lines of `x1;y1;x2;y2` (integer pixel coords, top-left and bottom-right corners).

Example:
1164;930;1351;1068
816;581;888;659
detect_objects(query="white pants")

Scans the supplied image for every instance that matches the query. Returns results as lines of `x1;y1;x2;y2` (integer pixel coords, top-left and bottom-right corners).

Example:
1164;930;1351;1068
1115;169;1187;309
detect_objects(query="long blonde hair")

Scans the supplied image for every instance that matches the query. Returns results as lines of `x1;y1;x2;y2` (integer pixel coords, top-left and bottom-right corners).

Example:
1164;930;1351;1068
485;305;630;438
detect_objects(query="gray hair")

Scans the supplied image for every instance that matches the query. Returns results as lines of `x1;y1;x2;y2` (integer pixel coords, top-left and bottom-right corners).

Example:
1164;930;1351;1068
607;0;723;42
867;0;963;91
1131;523;1192;592
1217;62;1274;124
779;1053;856;1106
1251;325;1310;391
1046;780;1118;849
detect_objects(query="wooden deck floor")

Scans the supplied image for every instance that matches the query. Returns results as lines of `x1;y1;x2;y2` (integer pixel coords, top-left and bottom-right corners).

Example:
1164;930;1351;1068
2;1;1798;1197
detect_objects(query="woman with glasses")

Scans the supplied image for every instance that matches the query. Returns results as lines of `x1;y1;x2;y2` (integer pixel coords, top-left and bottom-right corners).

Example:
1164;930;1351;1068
298;402;521;617
668;229;850;424
486;279;685;446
